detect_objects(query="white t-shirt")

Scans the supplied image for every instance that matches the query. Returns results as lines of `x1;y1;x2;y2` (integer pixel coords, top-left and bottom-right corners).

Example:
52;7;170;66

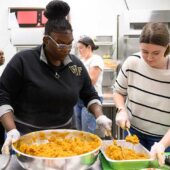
81;54;104;97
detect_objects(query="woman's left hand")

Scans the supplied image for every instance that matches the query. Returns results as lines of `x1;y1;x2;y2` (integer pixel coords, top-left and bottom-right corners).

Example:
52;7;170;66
150;142;165;166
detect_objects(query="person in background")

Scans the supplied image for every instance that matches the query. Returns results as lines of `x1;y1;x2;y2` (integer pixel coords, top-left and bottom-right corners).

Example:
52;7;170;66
74;36;104;134
0;50;5;152
0;50;5;66
113;22;170;157
0;0;112;154
0;50;6;77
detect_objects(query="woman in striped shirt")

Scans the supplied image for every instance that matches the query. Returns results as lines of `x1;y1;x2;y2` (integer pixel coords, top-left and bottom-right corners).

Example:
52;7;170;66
113;22;170;158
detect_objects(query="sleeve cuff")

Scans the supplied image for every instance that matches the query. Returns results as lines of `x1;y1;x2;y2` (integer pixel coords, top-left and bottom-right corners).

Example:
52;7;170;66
87;99;102;109
0;105;14;117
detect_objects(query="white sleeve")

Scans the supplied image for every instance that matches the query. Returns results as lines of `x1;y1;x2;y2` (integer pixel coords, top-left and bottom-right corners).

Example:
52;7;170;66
90;55;104;70
0;104;14;117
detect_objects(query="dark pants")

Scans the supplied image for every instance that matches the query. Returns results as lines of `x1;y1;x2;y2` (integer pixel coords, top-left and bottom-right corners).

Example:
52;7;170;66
73;98;103;133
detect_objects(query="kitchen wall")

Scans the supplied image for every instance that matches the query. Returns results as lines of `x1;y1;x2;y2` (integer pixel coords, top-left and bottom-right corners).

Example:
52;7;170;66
0;0;170;75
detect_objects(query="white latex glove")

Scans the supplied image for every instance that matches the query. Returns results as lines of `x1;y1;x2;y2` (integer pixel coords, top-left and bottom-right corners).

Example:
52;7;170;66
150;142;165;167
115;110;131;129
96;115;112;137
1;129;20;155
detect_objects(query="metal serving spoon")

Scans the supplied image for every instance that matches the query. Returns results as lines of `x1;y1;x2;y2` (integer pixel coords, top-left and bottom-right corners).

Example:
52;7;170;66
126;128;131;136
105;130;114;140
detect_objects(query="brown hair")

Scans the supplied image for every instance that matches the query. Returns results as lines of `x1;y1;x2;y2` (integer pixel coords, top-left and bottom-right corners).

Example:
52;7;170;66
140;22;170;56
78;36;99;51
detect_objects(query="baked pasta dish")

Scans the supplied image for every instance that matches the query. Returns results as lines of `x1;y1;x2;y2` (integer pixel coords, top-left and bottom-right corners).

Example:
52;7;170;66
105;140;148;160
125;134;140;144
13;131;101;158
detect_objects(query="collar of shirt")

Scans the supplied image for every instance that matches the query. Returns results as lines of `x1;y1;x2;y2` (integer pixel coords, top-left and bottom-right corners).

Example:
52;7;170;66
40;46;73;66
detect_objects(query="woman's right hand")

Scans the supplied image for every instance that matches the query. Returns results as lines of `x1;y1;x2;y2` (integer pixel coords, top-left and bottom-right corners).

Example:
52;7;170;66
1;129;20;154
115;110;131;129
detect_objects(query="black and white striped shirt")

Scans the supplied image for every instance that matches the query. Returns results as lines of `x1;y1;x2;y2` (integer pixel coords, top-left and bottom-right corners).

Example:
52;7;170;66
114;53;170;137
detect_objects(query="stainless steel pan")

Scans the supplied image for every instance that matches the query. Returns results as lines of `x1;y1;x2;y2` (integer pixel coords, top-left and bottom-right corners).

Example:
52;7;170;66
12;129;102;170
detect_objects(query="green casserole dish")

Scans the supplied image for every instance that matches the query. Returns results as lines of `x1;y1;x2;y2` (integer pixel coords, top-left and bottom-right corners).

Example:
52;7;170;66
100;140;154;170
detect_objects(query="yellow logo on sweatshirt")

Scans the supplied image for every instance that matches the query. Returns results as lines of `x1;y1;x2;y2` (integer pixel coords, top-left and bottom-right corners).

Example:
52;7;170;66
69;65;82;76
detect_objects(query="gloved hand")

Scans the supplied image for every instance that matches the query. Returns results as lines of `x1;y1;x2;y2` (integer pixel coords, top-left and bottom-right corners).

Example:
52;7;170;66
1;129;20;154
96;115;112;137
115;110;131;129
150;142;165;167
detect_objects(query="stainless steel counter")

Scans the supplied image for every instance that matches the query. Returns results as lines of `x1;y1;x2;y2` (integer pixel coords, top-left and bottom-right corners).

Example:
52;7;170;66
102;100;115;107
102;86;114;107
0;155;102;170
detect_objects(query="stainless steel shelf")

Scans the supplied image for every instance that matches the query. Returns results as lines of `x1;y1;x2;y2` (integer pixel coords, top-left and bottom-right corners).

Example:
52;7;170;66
95;42;113;46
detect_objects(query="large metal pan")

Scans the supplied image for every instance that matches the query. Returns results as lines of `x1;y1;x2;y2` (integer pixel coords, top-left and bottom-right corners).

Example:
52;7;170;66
12;129;102;170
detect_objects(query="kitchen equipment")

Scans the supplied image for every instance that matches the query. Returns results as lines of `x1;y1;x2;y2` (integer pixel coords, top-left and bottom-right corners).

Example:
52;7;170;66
104;130;114;141
9;8;47;28
117;10;170;60
165;155;170;166
8;7;46;52
100;153;170;170
12;129;102;170
101;140;154;170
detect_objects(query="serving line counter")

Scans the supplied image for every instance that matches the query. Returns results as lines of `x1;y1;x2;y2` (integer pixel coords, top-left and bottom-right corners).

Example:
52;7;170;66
2;153;170;170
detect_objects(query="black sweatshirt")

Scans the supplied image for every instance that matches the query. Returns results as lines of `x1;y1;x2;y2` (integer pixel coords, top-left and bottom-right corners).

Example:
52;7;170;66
0;45;100;129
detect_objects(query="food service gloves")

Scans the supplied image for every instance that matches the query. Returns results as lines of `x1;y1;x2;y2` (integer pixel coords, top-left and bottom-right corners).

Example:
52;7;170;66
115;110;131;129
96;115;112;137
1;129;20;155
150;142;165;167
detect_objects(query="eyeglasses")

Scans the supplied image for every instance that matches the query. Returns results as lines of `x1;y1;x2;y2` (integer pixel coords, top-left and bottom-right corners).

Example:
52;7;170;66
46;35;72;50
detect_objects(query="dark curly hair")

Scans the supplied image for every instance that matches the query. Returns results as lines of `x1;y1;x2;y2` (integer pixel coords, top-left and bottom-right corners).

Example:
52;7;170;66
44;0;72;35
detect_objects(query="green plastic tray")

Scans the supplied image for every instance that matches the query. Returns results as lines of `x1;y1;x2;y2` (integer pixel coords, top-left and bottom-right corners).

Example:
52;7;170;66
100;149;170;170
101;140;153;170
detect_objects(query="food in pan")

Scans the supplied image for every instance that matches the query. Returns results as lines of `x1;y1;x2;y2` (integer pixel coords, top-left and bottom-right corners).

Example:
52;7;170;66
105;140;148;160
13;131;101;158
125;134;140;144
